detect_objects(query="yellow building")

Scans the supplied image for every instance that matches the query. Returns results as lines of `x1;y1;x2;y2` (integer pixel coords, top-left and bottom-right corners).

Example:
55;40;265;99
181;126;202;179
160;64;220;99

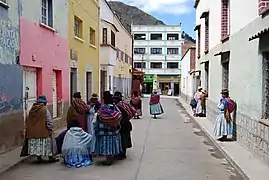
69;0;100;100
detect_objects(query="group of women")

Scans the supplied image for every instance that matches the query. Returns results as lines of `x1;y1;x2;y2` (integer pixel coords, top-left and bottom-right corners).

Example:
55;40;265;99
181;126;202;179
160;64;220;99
191;87;236;142
21;89;164;168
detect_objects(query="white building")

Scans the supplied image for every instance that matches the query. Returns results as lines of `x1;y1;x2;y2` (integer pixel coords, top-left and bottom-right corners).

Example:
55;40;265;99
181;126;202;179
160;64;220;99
194;0;269;165
180;47;199;103
100;0;132;96
132;25;182;95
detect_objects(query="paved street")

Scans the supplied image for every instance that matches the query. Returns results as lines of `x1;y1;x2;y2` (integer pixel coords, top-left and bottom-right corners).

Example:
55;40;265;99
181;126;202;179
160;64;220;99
0;98;242;180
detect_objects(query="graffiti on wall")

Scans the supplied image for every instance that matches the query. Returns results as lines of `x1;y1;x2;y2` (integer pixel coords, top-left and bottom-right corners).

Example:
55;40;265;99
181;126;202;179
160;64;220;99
0;92;21;113
0;20;19;65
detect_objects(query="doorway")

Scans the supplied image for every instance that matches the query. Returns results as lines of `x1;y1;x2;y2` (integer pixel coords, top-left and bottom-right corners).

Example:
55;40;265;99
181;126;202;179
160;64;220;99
52;71;58;118
70;68;77;99
100;70;107;101
23;67;37;120
86;72;93;100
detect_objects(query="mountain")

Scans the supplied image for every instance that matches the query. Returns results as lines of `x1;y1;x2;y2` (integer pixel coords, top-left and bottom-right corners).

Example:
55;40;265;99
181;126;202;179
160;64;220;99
107;1;195;43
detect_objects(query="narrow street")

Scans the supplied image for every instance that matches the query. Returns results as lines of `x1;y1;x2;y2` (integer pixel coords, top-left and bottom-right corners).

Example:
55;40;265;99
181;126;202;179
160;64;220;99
0;98;242;180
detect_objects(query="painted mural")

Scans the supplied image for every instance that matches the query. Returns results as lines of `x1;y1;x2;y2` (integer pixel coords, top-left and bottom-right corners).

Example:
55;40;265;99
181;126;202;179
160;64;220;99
0;8;22;114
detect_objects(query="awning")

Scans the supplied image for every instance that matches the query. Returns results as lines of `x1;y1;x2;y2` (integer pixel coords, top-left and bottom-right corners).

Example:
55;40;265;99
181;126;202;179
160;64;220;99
194;24;201;31
214;51;230;56
200;11;209;19
132;68;144;74
249;27;269;41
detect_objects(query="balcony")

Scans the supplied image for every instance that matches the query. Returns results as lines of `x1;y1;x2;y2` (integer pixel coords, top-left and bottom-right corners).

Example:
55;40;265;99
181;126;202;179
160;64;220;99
166;54;181;61
166;40;182;46
100;44;116;66
134;40;148;46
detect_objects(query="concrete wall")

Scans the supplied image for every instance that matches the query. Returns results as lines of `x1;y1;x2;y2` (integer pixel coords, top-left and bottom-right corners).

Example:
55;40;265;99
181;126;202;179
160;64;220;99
0;0;23;154
196;0;269;165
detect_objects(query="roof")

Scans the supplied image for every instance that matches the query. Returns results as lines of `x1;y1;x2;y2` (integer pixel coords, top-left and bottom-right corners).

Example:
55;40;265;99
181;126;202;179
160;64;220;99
181;47;196;60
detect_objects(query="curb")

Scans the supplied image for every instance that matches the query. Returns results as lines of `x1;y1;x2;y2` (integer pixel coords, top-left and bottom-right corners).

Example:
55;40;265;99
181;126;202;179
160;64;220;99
176;98;249;180
0;128;64;176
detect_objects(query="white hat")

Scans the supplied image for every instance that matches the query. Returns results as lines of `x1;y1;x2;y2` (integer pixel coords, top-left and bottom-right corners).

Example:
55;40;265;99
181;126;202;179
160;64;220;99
197;86;202;90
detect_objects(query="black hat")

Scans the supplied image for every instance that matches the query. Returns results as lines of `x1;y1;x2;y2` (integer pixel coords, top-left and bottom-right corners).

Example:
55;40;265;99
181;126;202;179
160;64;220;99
73;92;81;99
102;91;112;99
113;91;123;100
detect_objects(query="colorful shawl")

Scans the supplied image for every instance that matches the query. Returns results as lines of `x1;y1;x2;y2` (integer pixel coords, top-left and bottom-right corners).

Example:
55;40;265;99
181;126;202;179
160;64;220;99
72;98;90;114
150;94;160;105
116;101;136;120
222;97;235;113
98;104;122;127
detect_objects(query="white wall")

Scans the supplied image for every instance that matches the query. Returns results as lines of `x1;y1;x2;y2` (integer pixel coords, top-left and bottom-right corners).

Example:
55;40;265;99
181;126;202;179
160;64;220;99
100;0;114;22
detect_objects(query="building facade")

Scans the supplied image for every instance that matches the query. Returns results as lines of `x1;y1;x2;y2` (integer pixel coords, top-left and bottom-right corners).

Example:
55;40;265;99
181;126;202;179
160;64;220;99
113;12;132;98
69;0;100;100
194;0;269;165
132;25;182;95
100;0;132;98
20;0;69;129
180;47;198;103
0;0;22;154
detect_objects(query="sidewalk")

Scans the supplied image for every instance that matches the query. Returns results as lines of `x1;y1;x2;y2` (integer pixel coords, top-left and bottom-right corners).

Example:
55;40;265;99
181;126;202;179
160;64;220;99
0;129;64;175
177;96;269;180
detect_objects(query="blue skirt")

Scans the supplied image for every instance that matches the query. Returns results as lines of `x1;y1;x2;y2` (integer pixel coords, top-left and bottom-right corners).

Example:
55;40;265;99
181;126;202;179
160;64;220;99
150;103;164;115
94;133;122;156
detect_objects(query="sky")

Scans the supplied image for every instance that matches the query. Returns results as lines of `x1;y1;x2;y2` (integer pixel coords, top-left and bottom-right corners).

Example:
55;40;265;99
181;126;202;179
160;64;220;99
115;0;196;38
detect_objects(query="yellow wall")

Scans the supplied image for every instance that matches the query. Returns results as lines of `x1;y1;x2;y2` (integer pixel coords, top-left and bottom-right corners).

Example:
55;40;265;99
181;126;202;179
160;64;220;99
113;16;132;78
69;0;100;99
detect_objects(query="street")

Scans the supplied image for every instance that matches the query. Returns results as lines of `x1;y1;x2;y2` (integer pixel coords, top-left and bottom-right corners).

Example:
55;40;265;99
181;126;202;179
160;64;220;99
0;98;242;180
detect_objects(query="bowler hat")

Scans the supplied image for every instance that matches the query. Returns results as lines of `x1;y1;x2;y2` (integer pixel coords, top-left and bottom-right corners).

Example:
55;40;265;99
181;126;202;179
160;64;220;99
37;95;47;103
113;91;123;99
91;93;98;99
221;89;229;94
102;91;112;99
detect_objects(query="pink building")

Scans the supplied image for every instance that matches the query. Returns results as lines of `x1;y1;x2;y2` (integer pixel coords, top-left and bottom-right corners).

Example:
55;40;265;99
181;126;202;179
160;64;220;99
20;0;69;127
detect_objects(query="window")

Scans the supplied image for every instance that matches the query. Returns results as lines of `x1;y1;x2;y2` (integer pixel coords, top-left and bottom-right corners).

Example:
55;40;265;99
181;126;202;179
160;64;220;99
41;0;53;27
121;51;124;61
134;48;145;54
102;28;107;44
74;16;83;38
167;48;179;55
221;0;230;40
167;34;179;40
150;62;162;68
117;49;119;58
125;54;128;63
262;52;269;118
167;62;178;69
150;34;162;40
89;27;95;45
134;34;146;40
205;61;209;92
197;27;201;57
151;48;162;54
259;0;269;15
134;62;146;68
221;52;230;89
111;30;115;47
205;15;209;52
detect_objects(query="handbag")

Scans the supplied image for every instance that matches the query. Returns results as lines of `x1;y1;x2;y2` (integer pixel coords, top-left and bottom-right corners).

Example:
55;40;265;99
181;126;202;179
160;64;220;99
190;98;197;108
20;138;29;157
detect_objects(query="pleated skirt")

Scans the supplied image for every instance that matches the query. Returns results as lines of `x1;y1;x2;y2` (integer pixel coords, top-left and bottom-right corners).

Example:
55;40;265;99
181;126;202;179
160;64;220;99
94;133;122;156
